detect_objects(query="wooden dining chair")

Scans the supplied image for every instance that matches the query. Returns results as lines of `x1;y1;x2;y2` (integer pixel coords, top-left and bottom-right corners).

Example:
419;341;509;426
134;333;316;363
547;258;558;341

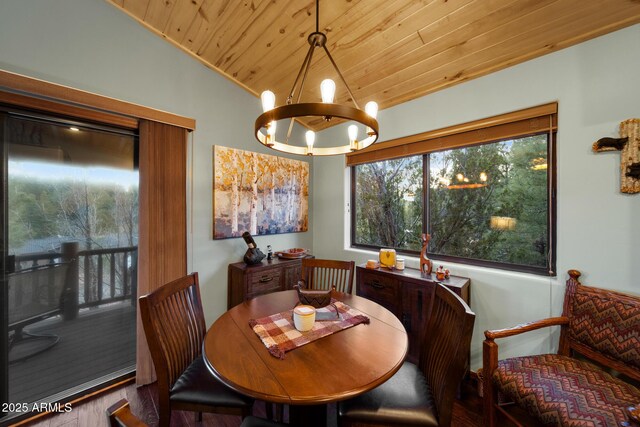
338;282;475;427
107;399;147;427
301;258;355;293
139;273;253;427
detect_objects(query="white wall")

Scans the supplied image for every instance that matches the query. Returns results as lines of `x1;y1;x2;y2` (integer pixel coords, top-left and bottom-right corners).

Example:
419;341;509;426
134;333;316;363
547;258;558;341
0;0;313;325
315;24;640;369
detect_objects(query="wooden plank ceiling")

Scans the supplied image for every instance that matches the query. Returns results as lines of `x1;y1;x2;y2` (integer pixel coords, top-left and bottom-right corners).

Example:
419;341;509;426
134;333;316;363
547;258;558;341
108;0;640;131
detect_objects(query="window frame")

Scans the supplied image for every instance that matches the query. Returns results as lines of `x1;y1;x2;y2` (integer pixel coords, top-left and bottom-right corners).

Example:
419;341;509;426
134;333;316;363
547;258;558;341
349;105;557;276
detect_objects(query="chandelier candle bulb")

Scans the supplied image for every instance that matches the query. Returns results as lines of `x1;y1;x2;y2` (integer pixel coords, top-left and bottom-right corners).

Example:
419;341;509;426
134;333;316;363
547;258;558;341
321;79;336;103
268;121;276;136
365;101;378;118
261;90;276;112
305;130;315;155
365;101;378;135
348;125;358;151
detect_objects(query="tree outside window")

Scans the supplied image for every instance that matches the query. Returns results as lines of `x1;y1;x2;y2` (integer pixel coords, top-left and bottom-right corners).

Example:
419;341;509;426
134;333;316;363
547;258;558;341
353;155;423;252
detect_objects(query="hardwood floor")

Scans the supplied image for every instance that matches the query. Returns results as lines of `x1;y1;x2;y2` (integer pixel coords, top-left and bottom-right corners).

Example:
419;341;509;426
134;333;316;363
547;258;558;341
15;379;483;427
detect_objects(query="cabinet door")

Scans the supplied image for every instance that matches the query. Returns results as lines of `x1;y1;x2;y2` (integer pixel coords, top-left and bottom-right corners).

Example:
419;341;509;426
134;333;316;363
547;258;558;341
283;263;302;290
401;282;433;363
357;270;400;315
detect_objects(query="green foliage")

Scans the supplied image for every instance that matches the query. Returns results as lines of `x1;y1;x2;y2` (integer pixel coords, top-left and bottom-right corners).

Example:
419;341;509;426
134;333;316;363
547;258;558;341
354;156;423;251
8;179;61;249
429;143;506;258
492;137;548;267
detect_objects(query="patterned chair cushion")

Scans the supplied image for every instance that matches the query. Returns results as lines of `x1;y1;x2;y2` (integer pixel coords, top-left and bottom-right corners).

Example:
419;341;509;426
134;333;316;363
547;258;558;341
569;285;640;370
493;354;640;427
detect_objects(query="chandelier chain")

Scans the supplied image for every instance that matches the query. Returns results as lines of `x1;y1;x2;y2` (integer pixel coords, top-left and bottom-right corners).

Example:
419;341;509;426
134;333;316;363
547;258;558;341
322;45;360;110
287;43;315;105
285;43;316;145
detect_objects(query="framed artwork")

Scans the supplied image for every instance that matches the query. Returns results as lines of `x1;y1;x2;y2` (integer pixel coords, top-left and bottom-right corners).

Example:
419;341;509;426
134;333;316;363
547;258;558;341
213;145;309;239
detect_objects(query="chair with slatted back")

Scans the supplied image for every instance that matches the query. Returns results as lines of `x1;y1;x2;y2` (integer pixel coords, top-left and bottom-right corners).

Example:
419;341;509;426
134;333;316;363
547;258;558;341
301;258;355;294
139;273;253;427
338;282;475;427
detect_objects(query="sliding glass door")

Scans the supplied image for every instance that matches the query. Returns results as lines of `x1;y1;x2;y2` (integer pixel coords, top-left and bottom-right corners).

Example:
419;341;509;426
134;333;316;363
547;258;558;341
1;110;138;422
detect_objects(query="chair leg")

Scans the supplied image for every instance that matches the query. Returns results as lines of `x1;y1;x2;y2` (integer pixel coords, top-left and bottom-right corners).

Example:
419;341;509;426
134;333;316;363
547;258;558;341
483;341;499;427
241;405;251;420
266;402;273;420
158;395;171;427
158;407;171;427
265;402;284;422
484;387;498;427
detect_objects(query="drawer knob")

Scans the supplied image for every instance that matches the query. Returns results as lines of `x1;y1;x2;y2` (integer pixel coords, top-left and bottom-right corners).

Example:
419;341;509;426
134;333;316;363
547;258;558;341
259;276;273;283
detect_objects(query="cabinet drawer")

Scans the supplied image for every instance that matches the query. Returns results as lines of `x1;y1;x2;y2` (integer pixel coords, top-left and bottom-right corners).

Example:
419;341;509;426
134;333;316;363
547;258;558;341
358;272;399;310
247;269;282;297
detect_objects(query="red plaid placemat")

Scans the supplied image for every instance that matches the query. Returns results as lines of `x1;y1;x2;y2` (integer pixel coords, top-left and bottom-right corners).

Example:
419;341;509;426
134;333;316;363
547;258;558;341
248;301;370;359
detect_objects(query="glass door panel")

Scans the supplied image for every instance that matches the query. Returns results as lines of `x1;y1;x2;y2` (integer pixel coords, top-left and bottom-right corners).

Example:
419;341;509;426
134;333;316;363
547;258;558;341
1;112;138;422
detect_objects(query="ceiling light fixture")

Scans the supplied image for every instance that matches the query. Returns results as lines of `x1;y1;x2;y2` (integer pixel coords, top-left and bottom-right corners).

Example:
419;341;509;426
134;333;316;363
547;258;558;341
254;0;379;156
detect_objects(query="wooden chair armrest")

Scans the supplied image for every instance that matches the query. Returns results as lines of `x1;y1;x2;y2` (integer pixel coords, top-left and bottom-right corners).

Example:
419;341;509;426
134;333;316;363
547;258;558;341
107;398;147;427
627;405;640;426
482;315;570;427
484;316;569;341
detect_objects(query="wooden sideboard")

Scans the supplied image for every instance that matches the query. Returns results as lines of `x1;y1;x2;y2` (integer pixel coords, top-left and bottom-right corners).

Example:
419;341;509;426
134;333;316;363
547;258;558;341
356;265;470;364
227;257;309;309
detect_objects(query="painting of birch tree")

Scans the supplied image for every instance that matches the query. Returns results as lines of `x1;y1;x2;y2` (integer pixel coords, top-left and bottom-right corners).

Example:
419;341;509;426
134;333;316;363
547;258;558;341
213;146;309;239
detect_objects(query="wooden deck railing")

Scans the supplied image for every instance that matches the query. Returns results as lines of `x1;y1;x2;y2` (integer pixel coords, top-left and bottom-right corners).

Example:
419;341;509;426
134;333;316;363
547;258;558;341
78;246;138;308
11;242;138;323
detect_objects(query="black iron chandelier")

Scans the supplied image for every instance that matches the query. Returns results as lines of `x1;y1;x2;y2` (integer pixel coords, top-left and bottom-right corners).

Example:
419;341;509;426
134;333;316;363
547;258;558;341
254;0;379;156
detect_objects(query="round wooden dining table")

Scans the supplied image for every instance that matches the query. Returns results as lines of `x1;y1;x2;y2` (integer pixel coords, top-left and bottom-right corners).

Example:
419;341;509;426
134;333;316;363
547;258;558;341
203;290;408;426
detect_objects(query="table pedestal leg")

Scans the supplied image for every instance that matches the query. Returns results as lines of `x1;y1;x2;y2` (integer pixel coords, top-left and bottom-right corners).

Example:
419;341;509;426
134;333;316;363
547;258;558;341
289;404;327;427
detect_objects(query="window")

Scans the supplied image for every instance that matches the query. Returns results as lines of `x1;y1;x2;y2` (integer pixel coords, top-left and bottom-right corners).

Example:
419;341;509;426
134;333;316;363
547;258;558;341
353;155;423;252
350;104;556;275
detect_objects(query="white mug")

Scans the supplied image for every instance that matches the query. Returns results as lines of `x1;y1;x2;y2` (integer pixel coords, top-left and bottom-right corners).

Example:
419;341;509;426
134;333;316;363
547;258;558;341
293;305;316;331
